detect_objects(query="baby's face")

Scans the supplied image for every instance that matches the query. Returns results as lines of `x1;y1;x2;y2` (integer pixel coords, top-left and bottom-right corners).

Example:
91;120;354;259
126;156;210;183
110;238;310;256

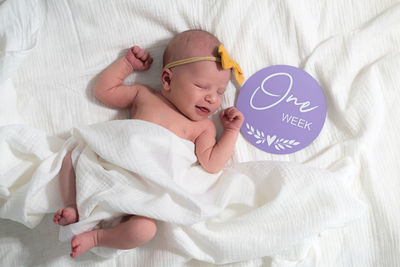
165;60;231;121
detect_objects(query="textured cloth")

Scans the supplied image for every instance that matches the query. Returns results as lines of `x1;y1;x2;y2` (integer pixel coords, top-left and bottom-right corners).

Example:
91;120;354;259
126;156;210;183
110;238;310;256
1;0;400;266
0;120;365;263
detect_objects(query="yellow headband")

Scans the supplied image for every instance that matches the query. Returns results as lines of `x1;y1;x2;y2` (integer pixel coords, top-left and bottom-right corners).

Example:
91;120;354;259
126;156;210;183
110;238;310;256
163;44;244;85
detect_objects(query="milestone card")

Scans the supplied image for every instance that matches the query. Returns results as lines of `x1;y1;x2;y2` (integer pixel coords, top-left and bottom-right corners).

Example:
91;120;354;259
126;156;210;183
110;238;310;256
236;65;326;154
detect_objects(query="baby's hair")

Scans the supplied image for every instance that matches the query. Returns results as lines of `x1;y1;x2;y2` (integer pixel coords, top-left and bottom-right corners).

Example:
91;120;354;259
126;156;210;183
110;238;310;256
163;30;221;68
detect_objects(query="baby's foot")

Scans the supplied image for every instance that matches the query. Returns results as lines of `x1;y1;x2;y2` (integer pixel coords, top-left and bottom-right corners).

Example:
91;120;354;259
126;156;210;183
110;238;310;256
53;206;79;226
70;230;98;258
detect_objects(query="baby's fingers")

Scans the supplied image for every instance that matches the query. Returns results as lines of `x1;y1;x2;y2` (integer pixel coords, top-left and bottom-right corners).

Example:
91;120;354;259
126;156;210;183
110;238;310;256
146;57;153;65
219;108;232;122
225;107;237;119
135;47;151;61
131;46;141;56
139;50;150;61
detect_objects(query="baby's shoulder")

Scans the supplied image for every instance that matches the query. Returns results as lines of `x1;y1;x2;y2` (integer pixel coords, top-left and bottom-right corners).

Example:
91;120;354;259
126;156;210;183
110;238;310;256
195;118;216;137
134;84;155;94
134;84;160;99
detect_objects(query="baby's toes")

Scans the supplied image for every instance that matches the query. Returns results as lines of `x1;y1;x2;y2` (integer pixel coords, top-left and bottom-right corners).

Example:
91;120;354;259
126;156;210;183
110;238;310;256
71;236;79;248
70;245;80;258
70;235;85;258
53;209;63;223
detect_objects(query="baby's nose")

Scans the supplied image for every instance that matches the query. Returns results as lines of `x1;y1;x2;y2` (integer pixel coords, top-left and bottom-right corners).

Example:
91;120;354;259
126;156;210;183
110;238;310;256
205;92;217;104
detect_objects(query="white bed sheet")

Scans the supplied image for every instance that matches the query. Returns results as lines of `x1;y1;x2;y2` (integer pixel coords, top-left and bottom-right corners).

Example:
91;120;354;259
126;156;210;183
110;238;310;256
1;0;399;266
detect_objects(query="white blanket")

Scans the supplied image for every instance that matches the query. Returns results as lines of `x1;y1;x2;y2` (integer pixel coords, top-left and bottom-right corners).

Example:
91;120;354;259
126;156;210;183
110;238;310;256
1;0;400;266
0;0;40;86
0;120;365;263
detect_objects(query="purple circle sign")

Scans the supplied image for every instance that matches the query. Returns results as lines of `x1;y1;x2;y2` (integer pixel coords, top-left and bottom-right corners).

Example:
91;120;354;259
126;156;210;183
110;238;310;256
236;65;326;154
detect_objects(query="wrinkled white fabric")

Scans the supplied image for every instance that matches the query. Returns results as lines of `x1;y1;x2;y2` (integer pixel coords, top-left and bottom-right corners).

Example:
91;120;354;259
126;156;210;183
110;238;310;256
0;0;40;85
1;0;399;266
0;120;365;263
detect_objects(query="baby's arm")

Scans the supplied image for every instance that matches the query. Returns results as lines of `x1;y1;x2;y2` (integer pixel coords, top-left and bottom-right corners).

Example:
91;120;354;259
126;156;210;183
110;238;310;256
94;46;153;109
195;107;244;174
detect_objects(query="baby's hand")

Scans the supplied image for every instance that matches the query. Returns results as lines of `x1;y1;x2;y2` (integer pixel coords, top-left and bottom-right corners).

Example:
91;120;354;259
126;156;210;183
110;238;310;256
220;107;244;131
125;46;153;71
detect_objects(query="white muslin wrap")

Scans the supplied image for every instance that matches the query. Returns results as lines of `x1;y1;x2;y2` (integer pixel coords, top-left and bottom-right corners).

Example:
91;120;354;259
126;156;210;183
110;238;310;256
0;120;365;263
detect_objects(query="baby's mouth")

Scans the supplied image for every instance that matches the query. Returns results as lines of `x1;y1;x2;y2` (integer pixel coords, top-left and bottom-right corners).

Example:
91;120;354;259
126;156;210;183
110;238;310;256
195;105;210;115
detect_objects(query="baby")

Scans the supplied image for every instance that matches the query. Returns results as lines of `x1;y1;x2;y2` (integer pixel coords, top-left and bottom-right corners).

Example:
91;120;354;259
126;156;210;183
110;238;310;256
53;30;244;258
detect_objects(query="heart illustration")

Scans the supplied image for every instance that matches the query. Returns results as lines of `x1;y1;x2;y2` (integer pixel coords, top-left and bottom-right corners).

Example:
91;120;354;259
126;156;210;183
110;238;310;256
266;135;276;146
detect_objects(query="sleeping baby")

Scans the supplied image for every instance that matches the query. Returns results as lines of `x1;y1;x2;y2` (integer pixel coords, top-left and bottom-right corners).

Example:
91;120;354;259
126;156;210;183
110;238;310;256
53;29;244;258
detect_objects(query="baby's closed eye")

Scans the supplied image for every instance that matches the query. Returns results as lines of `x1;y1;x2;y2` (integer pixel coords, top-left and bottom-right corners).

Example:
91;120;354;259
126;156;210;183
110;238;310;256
217;88;226;95
194;83;207;89
194;83;225;95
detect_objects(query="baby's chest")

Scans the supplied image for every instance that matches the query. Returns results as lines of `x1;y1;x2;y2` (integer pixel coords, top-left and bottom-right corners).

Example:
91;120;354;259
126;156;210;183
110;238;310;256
159;113;198;141
134;95;199;141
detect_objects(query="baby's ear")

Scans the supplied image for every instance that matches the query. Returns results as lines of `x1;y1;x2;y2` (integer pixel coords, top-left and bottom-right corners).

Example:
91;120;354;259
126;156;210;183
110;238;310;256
161;69;172;91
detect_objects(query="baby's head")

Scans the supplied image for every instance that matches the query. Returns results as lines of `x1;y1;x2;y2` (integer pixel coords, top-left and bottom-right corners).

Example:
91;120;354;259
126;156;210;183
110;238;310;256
161;30;231;121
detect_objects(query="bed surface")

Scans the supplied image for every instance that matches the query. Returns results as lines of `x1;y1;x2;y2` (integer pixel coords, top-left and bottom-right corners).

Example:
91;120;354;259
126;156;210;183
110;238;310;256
1;0;400;266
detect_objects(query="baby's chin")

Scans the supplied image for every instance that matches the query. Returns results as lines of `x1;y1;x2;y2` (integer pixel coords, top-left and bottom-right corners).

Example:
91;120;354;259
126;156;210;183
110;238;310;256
187;114;209;122
185;111;213;122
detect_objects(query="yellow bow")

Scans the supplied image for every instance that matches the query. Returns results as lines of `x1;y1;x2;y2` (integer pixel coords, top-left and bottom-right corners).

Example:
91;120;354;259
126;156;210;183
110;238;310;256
218;44;244;85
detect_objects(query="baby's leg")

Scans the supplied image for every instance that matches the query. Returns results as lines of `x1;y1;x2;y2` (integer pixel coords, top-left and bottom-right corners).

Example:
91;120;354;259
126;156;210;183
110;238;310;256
53;151;79;226
70;215;157;258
